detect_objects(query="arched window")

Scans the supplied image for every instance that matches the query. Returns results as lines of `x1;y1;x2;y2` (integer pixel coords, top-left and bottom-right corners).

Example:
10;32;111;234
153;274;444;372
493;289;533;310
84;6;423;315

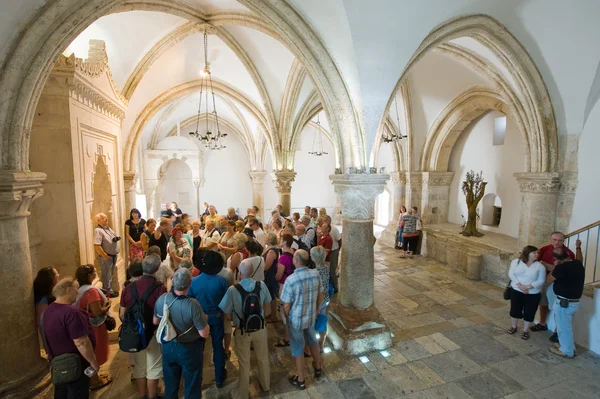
376;188;391;226
481;193;502;227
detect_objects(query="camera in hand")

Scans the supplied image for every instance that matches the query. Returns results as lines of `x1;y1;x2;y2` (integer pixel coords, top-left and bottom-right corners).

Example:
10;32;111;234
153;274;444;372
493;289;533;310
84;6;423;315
112;236;121;243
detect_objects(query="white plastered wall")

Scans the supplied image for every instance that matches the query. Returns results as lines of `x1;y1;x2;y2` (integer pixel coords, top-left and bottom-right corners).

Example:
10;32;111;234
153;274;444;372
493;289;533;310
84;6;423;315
448;111;525;238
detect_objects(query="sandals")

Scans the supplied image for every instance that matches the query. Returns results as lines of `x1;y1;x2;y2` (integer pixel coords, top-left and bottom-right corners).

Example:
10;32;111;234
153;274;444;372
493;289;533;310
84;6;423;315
289;375;306;390
312;361;322;378
521;331;530;340
507;327;517;335
275;339;290;347
90;375;112;391
530;323;548;332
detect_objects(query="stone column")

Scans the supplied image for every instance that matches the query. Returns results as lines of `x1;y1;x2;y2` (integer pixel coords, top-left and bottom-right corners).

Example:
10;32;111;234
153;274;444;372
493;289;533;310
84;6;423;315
248;171;267;220
273;170;296;216
328;173;392;355
0;171;48;396
405;172;423;211
421;171;455;225
331;174;388;308
123;171;138;215
514;172;561;249
193;180;202;219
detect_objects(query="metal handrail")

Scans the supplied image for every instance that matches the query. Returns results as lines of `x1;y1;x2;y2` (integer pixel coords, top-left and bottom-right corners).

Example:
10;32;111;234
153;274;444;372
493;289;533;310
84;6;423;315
561;221;600;285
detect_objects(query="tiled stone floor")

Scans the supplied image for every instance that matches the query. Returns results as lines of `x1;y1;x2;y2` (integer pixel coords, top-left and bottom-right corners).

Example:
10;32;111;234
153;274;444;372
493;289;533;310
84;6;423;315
46;244;600;398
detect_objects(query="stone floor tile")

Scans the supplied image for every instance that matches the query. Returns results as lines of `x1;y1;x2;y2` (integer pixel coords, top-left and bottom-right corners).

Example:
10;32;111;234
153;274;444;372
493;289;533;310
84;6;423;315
414;336;446;355
396;339;433;361
460;340;518;366
490;355;567;391
423;288;466;305
337;377;377;399
421;382;474;399
465;314;489;324
456;369;523;399
274;390;311;399
492;333;547;355
385;348;409;365
407;361;445;387
449;317;475;328
473;322;506;338
422;351;485;382
503;391;537;399
380;365;427;395
306;382;346;399
443;327;495;348
396;312;447;330
363;370;407;399
429;332;460;351
399;393;430;399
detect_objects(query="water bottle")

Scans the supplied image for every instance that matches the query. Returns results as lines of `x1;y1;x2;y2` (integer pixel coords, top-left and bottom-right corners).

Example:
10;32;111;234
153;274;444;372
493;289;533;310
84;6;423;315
84;366;96;377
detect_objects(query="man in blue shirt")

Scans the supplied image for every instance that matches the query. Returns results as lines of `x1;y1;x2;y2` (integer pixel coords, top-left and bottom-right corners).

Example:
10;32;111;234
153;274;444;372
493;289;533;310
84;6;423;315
219;260;272;399
188;251;228;388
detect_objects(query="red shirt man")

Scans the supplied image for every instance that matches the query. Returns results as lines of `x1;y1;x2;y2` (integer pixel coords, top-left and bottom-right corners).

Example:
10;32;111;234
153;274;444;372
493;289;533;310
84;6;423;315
318;224;333;262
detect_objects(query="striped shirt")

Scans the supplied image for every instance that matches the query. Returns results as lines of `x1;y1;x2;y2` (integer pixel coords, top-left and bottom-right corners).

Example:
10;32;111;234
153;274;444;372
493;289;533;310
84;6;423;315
280;267;322;330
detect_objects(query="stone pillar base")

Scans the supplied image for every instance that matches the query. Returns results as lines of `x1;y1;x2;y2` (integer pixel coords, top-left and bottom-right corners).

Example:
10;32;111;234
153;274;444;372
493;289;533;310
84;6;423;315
1;358;50;398
379;221;398;248
327;296;392;356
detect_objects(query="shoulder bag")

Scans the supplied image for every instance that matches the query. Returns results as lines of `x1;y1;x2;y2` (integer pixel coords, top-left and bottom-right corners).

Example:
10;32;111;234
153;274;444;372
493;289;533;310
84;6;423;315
40;311;83;385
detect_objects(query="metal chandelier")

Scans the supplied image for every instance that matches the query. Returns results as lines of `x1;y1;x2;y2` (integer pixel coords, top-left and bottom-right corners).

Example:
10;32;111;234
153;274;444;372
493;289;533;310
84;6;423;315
382;96;407;143
308;113;328;156
189;30;227;150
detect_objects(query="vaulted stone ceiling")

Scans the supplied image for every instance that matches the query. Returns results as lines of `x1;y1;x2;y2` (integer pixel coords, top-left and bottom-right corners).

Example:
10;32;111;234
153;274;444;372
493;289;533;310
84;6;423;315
65;7;324;171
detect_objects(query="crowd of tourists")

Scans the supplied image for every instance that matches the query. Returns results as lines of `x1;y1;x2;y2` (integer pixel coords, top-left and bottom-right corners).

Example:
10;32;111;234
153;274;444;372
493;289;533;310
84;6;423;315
34;203;341;399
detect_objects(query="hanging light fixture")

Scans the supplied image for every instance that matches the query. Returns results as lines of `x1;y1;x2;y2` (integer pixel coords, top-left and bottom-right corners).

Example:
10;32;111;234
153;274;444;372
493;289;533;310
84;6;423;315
189;30;227;150
308;113;328;156
382;96;407;143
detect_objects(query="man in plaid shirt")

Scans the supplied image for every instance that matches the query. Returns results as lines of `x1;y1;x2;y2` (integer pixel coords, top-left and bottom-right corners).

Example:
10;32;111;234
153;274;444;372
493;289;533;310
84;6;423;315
280;249;324;390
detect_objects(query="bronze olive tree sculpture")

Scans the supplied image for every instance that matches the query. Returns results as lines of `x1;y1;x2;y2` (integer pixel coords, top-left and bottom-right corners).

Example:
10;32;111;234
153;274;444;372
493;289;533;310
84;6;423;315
461;170;487;237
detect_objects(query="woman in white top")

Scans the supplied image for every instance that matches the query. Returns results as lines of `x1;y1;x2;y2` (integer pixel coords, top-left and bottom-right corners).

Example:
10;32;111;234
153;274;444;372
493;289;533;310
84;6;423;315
507;245;546;340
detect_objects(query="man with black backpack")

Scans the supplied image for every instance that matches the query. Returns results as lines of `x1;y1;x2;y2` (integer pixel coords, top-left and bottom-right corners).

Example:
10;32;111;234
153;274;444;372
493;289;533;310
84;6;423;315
299;215;317;250
119;254;166;399
219;259;272;399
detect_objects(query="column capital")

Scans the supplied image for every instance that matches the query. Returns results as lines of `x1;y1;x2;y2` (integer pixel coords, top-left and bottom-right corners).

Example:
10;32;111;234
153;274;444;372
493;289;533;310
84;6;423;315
330;174;389;220
273;170;297;193
514;172;561;193
123;171;138;192
406;171;424;186
248;170;267;183
0;171;46;219
422;171;455;186
389;171;406;186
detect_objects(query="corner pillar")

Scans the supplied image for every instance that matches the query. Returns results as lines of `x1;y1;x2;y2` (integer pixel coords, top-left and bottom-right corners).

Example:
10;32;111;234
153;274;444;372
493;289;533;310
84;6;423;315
328;174;392;355
514;172;561;249
123;171;138;216
421;171;455;225
249;171;267;220
273;170;296;216
405;172;423;211
0;171;49;396
379;171;407;248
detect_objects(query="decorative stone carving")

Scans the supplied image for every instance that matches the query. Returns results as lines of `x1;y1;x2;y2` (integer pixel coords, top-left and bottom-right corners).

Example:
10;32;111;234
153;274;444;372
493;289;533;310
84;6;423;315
248;170;267;183
123;171;138;192
423;171;455;186
273;171;296;193
514;172;561;193
330;174;389;220
0;171;46;218
389;171;405;186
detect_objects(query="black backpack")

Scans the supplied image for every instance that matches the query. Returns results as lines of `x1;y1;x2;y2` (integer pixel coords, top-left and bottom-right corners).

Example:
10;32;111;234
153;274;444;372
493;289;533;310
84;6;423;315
293;238;315;269
119;281;158;352
234;282;264;334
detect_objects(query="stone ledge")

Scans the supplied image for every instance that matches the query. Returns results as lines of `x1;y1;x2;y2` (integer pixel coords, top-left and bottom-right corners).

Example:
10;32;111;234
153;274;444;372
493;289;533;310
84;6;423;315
422;223;518;287
327;296;392;355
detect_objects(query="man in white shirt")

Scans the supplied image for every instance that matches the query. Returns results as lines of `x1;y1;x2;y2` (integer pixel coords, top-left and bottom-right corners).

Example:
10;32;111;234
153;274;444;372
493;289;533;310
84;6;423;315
248;217;266;246
300;216;317;249
200;220;221;252
325;215;342;293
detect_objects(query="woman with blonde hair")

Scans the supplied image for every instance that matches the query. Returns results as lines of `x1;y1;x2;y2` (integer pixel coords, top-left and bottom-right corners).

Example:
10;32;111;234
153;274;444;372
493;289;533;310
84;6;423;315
217;219;236;258
228;232;249;282
319;207;327;218
234;220;245;233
